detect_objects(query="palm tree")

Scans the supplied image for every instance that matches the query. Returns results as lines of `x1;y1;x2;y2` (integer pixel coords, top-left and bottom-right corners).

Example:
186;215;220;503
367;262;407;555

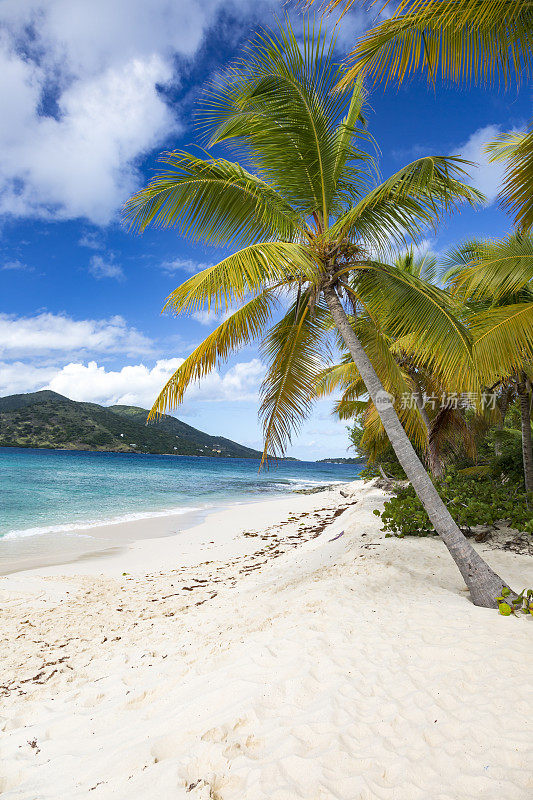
444;233;533;492
315;250;479;478
124;24;512;606
314;0;533;230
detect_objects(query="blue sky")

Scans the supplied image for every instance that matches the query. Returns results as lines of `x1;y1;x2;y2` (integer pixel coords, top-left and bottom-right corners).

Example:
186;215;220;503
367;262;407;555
0;0;531;460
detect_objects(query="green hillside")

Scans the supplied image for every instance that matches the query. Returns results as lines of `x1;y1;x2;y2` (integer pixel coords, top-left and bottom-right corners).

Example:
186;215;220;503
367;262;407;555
0;391;262;458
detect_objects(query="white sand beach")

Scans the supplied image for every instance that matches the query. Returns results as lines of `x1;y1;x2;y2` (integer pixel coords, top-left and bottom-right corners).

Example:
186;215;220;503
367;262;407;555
1;480;532;800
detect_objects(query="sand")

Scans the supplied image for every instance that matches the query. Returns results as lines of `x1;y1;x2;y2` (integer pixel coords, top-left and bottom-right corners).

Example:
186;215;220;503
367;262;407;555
1;480;532;799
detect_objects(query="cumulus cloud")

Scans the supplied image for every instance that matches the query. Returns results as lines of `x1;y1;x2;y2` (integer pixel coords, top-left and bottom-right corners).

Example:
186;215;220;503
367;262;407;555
0;361;57;396
0;0;225;224
88;254;125;280
0;357;265;408
0;44;178;224
453;123;524;202
0;313;153;359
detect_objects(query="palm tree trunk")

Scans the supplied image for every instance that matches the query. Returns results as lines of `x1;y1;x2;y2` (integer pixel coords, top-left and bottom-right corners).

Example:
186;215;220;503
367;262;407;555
410;374;444;478
517;376;533;494
494;386;511;457
324;285;512;608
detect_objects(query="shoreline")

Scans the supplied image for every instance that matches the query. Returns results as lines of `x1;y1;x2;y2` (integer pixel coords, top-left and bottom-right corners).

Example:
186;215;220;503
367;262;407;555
0;483;343;577
0;484;349;579
1;480;532;799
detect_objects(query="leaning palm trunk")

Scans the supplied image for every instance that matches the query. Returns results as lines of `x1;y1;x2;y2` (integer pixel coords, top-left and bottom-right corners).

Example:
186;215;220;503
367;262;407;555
324;285;511;607
517;376;533;494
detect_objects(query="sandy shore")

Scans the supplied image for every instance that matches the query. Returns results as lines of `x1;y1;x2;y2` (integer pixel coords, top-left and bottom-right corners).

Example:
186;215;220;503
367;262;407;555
1;480;532;799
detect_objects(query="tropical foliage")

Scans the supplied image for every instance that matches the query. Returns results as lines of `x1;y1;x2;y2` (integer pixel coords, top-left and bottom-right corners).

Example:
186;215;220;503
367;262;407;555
339;236;533;494
317;0;533;89
377;470;533;537
312;0;533;230
315;249;480;477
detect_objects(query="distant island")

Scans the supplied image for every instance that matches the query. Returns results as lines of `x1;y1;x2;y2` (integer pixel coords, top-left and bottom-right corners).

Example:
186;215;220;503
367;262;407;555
316;457;366;465
0;390;263;459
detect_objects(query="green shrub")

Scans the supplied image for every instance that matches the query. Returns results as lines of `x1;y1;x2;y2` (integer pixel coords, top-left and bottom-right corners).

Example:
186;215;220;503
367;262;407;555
497;587;533;616
375;469;533;537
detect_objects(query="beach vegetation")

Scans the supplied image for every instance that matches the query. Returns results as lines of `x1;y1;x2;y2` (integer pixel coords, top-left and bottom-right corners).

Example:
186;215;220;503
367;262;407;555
496;587;533;616
125;22;517;607
377;469;533;538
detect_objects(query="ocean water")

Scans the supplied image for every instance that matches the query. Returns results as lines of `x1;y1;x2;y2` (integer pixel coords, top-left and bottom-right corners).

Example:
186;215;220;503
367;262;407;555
0;447;362;544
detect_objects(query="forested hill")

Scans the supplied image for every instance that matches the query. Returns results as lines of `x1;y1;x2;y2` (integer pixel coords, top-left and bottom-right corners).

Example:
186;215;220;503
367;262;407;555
0;391;263;458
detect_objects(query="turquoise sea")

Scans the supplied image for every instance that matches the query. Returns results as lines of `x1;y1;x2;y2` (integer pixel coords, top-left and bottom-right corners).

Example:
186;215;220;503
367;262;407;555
0;448;362;571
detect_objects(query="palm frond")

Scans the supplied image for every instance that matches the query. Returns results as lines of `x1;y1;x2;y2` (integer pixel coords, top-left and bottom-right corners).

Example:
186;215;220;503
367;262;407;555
123;151;304;245
330;156;483;248
358;395;429;454
453;232;533;300
441;239;484;289
314;358;357;397
163;242;318;315
471;302;533;383
316;317;429;450
354;261;474;387
148;289;279;419
428;405;477;464
259;294;329;463
394;247;438;282
201;20;359;220
333;396;368;419
487;127;533;232
322;0;533;89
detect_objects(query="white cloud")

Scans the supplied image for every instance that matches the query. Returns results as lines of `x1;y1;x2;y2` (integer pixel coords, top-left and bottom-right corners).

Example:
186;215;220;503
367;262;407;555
0;313;153;358
0;361;57;396
79;231;103;249
88;254;125;280
1;259;30;271
0;45;178;224
160;257;209;275
453;123;524;202
192;308;222;325
0;0;229;224
0;357;265;408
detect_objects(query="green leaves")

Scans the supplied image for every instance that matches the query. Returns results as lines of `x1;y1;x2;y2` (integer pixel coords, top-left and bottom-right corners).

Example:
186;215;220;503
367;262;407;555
377;469;533;539
148;290;280;420
330;156;483;251
453;232;533;300
471;302;533;383
496;586;533;616
163;242;318;315
124;151;303;246
260;293;329;464
202;21;359;221
445;232;533;384
323;0;533;90
486;128;533;232
355;261;474;387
